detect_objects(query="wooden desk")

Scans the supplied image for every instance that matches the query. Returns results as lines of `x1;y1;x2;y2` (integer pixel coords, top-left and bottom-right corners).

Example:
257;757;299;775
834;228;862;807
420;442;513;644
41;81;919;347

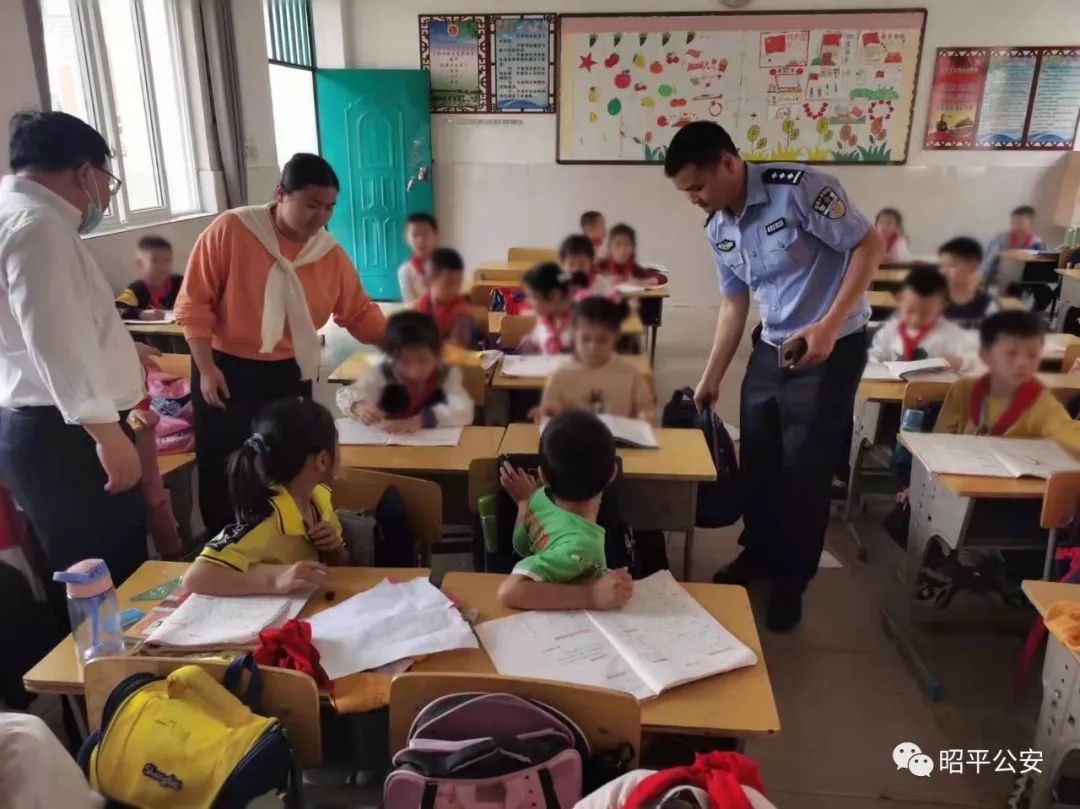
488;311;645;338
419;573;779;738
490;354;654;392
126;322;184;337
498;424;715;577
868;290;896;309
880;257;938;270
24;561;429;698
857;371;1080;405
999;296;1027;311
1000;248;1060;263
157;452;195;477
873;268;909;285
339;426;504;475
327;345;482;384
472;260;534;278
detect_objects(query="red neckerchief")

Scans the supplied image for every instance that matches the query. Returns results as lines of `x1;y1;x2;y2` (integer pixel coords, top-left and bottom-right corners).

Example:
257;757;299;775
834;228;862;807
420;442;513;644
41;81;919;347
623;751;764;809
885;233;900;255
897;322;934;361
403;369;443;418
591;237;604;251
145;276;172;310
603;257;638;283
539;311;573;354
416;293;467;339
969;375;1044;436
409;254;425;277
1008;231;1034;249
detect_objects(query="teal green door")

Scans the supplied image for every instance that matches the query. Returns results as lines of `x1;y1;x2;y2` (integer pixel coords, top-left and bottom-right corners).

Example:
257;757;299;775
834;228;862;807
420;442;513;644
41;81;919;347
317;69;433;300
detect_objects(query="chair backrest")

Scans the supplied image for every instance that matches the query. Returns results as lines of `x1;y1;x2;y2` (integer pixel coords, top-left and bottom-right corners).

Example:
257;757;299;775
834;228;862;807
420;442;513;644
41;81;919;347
389;672;640;767
83;655;322;767
901;380;951;412
507;247;558;263
470;282;500;306
474;268;529;283
333;468;442;558
499;315;538;349
1042;471;1080;529
467;457;500;515
155;353;192;379
1063;343;1080;374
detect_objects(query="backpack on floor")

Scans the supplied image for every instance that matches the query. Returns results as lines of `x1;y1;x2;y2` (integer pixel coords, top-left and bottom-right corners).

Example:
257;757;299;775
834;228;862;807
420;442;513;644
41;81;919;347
385;692;629;809
662;388;742;528
338;485;418;567
78;655;297;808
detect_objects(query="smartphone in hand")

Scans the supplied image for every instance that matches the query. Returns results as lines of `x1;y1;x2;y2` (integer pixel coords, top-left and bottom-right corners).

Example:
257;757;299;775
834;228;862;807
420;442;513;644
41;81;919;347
778;336;807;369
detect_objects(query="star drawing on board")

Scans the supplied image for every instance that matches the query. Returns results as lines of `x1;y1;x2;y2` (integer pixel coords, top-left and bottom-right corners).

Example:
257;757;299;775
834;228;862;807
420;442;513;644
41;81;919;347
579;53;597;71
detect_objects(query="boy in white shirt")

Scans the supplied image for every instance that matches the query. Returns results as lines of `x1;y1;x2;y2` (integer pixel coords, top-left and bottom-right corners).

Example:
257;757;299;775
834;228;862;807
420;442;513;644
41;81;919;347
396;213;438;303
869;267;977;371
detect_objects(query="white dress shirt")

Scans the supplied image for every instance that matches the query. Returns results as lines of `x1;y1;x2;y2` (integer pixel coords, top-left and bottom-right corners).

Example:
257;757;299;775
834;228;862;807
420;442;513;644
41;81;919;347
868;314;979;373
0;174;144;424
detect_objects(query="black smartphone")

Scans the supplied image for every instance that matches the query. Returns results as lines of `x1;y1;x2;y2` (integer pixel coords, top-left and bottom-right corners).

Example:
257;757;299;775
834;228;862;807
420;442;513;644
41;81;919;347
778;336;808;368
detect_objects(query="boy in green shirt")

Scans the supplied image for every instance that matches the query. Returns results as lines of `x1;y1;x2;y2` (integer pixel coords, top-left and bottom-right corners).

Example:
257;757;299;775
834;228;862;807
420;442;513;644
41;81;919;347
498;410;634;610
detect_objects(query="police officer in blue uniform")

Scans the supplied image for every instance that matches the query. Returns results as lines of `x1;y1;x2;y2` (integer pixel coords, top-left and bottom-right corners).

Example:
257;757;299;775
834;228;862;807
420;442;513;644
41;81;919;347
665;122;885;631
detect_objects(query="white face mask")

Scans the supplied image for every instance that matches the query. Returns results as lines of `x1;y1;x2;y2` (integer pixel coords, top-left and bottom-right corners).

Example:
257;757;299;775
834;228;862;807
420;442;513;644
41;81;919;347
77;168;104;234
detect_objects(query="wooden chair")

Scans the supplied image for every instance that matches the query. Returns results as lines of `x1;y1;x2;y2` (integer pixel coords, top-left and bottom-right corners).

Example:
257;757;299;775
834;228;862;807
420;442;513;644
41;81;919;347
84;656;323;767
474;268;529;284
507;247;558;263
900;380;952;412
469;282;500;306
389;672;641;766
1040;472;1080;579
333;468;442;562
498;315;538;350
1062;343;1080;374
154;353;192;379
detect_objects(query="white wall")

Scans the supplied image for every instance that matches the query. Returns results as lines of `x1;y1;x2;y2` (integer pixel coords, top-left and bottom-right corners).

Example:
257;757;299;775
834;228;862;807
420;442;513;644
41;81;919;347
0;4;43;163
342;0;1080;309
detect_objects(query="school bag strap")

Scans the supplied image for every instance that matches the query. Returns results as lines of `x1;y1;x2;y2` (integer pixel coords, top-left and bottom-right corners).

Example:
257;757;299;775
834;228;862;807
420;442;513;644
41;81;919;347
222;652;264;712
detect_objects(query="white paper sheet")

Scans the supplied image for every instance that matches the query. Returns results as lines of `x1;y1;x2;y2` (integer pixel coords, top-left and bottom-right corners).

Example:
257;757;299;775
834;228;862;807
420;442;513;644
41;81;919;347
308;578;478;680
883;358;953;378
499;355;568;378
597;414;659;448
335;419;462;447
146;593;308;648
862;361;957;382
123;310;176;325
902;433;1080;479
616;282;668;296
480;350;503;372
1045;334;1075;358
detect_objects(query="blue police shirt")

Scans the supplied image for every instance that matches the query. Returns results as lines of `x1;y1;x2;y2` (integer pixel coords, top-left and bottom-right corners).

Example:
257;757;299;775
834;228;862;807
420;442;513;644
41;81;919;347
706;161;872;346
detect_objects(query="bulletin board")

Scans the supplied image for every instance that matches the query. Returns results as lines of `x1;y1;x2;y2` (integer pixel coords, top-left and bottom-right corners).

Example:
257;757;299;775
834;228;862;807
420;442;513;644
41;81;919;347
556;9;927;164
925;46;1080;150
419;14;555;113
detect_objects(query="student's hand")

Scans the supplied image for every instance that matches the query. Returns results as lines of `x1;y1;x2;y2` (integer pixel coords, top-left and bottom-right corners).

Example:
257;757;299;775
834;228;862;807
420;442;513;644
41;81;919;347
1072;358;1080;374
791;318;840;370
589;568;634;610
138;309;166;321
134;342;161;371
945;355;962;371
638;409;658;426
643;276;660;287
308;521;343;553
350;401;384;425
518;340;540;355
529;403;557;425
382;415;423;434
273;561;329;594
96;429;142;493
130;408;159;430
500;461;539;504
200;363;231;409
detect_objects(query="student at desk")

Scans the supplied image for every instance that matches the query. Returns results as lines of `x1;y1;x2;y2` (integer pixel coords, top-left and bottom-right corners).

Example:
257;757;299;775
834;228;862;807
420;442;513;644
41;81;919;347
519;262;575;355
875;207;911;262
397;212;437;304
940;236;998;329
414;247;474;348
114;235;183;321
980;205;1046;284
498;410;633;610
184;398;346;597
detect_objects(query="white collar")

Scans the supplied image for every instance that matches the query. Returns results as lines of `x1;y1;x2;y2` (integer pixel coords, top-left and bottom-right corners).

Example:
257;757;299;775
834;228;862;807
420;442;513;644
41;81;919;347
0;174;83;229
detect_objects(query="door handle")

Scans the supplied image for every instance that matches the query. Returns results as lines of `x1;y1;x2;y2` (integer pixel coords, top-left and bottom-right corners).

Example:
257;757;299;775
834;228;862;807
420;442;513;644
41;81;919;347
407;165;430;194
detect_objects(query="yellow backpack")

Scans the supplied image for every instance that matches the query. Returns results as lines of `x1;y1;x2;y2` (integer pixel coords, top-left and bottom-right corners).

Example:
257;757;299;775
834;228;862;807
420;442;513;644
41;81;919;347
78;655;296;808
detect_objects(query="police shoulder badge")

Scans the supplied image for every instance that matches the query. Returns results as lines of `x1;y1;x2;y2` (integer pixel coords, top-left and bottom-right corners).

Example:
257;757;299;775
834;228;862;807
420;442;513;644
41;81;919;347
762;168;804;185
812;186;846;220
716;239;736;252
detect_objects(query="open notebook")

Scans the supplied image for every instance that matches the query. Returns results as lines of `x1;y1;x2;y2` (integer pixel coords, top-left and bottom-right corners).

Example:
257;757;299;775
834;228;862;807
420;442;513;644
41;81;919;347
862;359;955;381
335;419;462;447
902;433;1080;479
474;570;757;702
500;355;568;378
541;413;658;449
142;592;310;650
122;310;176;325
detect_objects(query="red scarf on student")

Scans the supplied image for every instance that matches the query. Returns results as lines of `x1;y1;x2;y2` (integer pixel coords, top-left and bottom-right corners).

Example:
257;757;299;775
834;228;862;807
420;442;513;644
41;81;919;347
402;369;444;418
145;276;173;310
897;322;934;361
603;257;638;283
623;752;765;809
1008;231;1035;249
415;293;471;339
409;254;426;278
885;233;900;255
968;375;1044;436
538;311;573;354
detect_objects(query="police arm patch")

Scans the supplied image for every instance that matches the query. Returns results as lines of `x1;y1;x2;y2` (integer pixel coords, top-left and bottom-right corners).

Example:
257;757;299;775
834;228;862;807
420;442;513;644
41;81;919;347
762;168;804;185
716;239;736;252
764;217;786;236
812;186;846;220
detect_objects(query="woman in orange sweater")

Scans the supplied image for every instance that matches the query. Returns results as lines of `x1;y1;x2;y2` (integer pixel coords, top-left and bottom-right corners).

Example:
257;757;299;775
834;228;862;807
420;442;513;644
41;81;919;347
176;153;385;535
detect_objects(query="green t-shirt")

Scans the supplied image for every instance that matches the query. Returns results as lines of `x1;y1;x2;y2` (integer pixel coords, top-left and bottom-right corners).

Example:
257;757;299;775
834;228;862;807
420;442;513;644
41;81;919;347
512;488;606;583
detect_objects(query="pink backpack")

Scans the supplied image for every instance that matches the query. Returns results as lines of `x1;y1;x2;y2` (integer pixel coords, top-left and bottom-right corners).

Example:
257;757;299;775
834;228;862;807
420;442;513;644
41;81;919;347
146;370;194;454
384;693;591;809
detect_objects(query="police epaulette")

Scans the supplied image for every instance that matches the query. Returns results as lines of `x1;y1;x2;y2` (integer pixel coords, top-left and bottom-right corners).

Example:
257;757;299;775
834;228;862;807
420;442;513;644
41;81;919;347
762;168;804;185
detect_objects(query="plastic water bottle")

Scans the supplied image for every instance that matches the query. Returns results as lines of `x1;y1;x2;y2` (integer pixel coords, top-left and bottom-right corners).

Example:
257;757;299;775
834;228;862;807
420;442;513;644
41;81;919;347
53;559;124;664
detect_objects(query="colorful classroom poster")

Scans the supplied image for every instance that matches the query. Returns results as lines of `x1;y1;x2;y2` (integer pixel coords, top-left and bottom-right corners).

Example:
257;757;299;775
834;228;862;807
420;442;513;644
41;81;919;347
924;49;988;148
419;16;489;113
1026;48;1080;148
491;15;554;113
975;49;1038;147
556;10;926;164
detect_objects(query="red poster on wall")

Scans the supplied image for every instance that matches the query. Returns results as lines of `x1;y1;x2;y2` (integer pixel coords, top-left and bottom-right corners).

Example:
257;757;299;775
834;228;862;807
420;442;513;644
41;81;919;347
924;48;989;148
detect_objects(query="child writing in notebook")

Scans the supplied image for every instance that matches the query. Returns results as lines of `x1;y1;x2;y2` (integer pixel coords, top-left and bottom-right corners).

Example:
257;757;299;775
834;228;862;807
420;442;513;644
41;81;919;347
581;210;607;261
337;310;473;433
869;267;977;371
598;224;668;287
518;262;575;355
875;208;911;262
498;410;632;610
940;236;998;330
935;311;1080;451
183;398;346;596
397;213;438;304
414;247;474;347
114;235;183;321
540;296;656;422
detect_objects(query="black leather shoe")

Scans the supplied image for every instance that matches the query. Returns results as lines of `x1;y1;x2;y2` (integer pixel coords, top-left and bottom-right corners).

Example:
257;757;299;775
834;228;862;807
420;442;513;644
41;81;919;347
766;587;803;632
711;553;761;586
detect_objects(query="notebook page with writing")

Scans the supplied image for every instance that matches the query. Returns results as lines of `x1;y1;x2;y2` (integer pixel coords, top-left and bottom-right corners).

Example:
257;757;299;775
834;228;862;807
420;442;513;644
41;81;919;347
596;414;659;449
987;438;1080;479
146;593;309;648
473;610;655;700
588;571;758;696
900;433;1015;477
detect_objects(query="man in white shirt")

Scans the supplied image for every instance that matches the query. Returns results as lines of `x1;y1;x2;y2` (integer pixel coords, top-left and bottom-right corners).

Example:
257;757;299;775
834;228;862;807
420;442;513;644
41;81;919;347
0;111;149;618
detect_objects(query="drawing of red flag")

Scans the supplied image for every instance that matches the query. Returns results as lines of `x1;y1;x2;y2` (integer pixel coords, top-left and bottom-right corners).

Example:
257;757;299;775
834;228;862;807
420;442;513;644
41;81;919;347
822;33;841;46
875;69;885;79
765;34;786;54
863;32;881;46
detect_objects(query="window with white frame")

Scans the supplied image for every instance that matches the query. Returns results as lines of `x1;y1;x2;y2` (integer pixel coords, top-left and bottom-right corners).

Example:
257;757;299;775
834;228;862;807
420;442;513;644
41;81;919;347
264;0;319;168
41;0;201;227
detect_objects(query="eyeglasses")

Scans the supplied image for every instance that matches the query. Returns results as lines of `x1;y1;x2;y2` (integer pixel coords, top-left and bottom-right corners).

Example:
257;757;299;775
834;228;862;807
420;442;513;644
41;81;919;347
101;168;122;197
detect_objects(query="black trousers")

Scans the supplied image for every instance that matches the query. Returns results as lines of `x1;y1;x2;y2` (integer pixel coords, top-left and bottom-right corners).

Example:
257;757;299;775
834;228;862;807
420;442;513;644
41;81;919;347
0;407;147;627
192;351;312;537
739;330;867;590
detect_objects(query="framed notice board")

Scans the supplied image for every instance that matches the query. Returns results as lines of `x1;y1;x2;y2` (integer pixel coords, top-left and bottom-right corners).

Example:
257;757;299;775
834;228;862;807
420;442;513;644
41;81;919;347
556;9;927;164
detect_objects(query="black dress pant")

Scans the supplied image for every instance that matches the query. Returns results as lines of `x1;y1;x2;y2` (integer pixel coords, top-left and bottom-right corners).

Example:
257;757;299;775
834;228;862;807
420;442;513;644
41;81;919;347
739;330;867;591
192;351;311;537
0;407;147;628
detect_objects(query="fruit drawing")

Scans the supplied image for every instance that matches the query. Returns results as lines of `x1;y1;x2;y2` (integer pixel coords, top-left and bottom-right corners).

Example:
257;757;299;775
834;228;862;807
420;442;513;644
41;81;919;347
633;53;645;68
638;33;648;46
709;100;723;117
604;53;620;68
649;61;664;74
670;98;688;107
666;52;680;65
641;97;655;107
589;112;598;122
656;115;669;127
607;98;622;116
657;84;675;97
686;49;703;59
634;83;647;91
588;86;598;103
614;71;632;89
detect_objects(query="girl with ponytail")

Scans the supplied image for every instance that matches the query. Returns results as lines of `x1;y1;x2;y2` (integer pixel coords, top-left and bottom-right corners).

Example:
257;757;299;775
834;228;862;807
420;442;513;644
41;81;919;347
184;397;346;596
